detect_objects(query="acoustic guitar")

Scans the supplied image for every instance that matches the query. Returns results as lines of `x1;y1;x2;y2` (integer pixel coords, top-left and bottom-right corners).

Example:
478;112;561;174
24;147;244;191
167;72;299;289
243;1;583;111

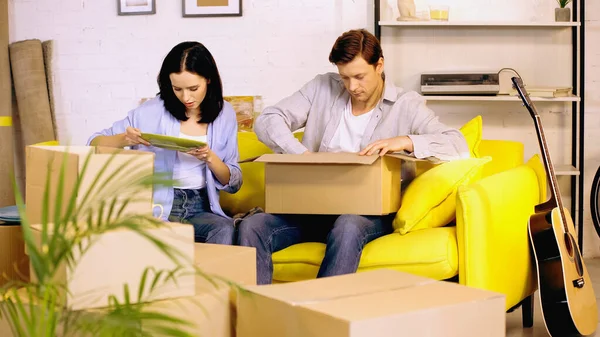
512;76;598;336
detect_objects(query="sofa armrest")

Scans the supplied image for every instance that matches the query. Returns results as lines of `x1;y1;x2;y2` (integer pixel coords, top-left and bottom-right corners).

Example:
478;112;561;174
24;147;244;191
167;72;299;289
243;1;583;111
456;164;539;310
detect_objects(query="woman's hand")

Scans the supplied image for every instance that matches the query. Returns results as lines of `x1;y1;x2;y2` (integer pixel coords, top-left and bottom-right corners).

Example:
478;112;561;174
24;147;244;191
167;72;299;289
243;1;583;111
124;127;150;146
187;146;231;186
186;146;215;163
359;136;414;156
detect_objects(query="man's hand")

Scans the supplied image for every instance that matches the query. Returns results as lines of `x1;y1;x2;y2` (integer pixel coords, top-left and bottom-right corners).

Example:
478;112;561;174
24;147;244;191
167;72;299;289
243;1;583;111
359;136;414;156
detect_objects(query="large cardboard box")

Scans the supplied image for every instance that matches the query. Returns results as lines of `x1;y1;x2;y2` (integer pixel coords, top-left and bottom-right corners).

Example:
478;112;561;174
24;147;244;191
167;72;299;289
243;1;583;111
256;152;429;215
25;145;155;225
26;222;195;310
0;224;29;286
194;243;256;292
0;286;233;337
237;269;506;337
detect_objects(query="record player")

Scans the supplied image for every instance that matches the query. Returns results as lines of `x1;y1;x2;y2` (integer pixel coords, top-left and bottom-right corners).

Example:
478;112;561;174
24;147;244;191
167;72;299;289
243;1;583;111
420;72;500;95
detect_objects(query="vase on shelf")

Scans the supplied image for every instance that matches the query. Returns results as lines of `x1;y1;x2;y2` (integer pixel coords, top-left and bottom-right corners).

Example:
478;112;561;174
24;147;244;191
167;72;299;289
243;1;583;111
397;0;420;21
555;7;571;22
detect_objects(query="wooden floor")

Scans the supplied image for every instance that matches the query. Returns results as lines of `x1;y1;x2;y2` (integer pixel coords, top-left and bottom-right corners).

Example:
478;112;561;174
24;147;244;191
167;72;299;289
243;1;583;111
506;258;600;337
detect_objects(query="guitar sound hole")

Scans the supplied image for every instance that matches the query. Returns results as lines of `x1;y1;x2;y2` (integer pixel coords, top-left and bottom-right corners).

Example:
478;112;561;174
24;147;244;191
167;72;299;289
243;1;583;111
563;233;574;257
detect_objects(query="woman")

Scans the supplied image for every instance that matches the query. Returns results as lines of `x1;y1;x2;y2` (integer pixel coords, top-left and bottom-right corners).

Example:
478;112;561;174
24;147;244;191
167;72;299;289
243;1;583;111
88;41;242;245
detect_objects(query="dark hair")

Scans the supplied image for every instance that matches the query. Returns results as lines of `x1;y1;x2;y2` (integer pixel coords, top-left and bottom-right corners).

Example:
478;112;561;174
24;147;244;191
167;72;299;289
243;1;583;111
328;29;383;66
157;41;223;124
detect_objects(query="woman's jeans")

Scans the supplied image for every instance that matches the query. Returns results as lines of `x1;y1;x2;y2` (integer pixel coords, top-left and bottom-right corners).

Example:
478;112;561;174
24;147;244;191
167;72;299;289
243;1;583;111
168;188;234;245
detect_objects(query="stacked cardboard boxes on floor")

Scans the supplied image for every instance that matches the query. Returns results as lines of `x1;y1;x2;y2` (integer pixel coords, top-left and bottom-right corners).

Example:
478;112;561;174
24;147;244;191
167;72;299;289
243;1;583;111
0;145;258;337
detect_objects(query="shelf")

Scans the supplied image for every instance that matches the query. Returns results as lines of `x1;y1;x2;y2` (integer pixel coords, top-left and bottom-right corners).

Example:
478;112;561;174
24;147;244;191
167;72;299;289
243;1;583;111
423;95;580;102
379;21;581;27
555;165;580;176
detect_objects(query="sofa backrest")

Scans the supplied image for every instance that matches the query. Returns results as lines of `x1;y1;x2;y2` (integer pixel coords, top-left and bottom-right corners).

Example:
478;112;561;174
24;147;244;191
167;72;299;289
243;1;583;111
478;139;524;178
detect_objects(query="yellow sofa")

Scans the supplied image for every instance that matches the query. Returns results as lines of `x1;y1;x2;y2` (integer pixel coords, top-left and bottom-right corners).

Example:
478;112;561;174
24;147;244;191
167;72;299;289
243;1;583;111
220;131;545;327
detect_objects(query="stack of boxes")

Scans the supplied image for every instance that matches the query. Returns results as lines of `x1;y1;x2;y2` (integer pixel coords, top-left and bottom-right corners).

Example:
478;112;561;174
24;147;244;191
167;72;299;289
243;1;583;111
0;145;256;337
0;145;508;337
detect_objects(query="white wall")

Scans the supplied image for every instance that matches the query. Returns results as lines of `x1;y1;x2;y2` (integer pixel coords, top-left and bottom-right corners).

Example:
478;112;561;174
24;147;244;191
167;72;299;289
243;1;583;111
8;0;600;257
8;0;374;144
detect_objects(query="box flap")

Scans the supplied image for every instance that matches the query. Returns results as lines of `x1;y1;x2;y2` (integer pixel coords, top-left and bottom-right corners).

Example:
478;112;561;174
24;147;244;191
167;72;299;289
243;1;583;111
29;222;189;237
255;153;379;165
29;145;94;157
301;280;505;321
385;152;444;164
243;269;434;303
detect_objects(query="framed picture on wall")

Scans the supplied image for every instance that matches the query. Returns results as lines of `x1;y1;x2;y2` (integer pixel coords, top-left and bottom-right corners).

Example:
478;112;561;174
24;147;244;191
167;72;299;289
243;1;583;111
183;0;242;17
118;0;156;15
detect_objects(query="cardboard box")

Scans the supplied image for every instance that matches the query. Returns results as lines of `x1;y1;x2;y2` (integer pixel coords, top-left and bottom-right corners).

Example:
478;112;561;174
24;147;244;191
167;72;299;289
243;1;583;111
256;152;428;215
25;145;155;225
237;269;506;337
0;224;29;286
0;286;233;337
26;222;195;310
194;243;257;293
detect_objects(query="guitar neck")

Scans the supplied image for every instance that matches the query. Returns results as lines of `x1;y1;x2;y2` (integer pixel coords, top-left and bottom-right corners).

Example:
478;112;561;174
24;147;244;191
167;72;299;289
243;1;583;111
533;115;565;214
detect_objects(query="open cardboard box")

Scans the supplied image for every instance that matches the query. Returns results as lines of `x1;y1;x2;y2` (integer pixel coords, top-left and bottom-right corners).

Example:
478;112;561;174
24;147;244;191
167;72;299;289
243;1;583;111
25;222;195;311
255;152;440;215
25;145;155;225
237;269;505;337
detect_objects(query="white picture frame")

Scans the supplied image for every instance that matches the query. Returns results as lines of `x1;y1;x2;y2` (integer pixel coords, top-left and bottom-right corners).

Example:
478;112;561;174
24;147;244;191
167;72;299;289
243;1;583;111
183;0;242;17
118;0;156;16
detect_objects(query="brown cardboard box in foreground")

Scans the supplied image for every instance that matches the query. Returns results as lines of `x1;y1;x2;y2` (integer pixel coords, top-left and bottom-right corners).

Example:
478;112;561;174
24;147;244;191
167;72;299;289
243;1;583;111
0;286;233;337
25;145;154;225
26;222;195;311
193;243;257;337
256;152;436;215
237;269;505;337
0;224;29;286
194;243;256;292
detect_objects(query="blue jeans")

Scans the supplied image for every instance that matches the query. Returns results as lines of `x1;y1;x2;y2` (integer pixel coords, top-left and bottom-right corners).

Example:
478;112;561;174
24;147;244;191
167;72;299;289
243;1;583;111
168;188;234;245
237;213;394;284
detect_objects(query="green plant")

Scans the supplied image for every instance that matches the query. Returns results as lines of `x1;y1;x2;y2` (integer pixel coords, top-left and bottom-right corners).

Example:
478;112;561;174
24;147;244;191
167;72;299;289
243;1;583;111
556;0;572;8
0;148;230;337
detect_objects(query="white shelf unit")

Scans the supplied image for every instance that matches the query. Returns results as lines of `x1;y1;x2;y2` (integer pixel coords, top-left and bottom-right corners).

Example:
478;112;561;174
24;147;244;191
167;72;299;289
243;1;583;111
375;0;585;246
423;95;580;102
378;20;581;27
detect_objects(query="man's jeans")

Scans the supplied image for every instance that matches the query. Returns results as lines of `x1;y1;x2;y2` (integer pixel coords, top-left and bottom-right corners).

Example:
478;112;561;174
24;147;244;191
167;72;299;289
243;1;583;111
168;188;235;245
237;213;394;284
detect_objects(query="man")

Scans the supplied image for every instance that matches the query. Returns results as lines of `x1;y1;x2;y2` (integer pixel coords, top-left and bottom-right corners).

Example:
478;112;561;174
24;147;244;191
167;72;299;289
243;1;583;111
237;29;469;285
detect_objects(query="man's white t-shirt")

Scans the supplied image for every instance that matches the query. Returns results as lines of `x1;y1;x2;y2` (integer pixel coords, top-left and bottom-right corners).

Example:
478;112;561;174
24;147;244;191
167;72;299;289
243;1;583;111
328;98;375;153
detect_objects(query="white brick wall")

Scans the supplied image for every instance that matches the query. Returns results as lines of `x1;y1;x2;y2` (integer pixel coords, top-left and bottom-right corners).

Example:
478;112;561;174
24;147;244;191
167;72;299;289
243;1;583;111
8;0;373;144
7;0;600;257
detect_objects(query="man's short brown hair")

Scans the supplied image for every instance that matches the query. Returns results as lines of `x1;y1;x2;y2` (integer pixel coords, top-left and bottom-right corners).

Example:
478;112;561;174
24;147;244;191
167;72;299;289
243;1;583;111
329;29;383;65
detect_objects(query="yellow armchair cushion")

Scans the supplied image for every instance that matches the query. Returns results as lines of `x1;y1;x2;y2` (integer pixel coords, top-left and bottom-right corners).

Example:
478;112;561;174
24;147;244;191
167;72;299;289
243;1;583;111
415;115;482;176
219;132;272;215
272;227;458;283
478;139;524;178
456;163;538;309
393;157;491;235
460;115;482;158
